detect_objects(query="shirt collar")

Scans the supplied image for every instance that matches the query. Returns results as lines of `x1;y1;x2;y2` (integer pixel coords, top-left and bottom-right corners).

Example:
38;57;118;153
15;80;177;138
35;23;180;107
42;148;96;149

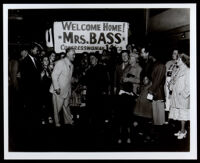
28;54;36;64
28;54;34;60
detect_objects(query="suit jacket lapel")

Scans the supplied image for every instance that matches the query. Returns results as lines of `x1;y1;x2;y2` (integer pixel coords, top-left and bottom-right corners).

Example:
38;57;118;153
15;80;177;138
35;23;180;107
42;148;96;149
28;55;38;69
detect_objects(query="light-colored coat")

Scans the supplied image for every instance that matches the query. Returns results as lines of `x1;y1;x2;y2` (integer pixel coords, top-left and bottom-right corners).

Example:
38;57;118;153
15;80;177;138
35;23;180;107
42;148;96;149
170;64;190;109
123;63;142;94
49;57;73;99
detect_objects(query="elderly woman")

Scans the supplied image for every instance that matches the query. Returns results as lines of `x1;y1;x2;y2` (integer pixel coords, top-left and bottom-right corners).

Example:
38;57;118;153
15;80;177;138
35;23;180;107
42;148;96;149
168;52;190;139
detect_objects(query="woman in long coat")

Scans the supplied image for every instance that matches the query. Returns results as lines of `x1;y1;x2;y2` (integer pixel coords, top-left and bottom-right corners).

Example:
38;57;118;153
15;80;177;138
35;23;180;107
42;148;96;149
168;53;190;139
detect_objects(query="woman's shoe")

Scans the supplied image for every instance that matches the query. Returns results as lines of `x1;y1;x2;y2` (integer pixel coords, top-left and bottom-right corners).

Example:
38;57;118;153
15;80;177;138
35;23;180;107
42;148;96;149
41;120;46;125
174;131;181;136
48;117;53;124
177;130;187;139
126;138;131;144
117;139;122;144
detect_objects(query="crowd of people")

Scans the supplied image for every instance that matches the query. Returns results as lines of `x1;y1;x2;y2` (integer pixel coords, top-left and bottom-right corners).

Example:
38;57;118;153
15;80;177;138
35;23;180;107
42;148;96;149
8;41;190;144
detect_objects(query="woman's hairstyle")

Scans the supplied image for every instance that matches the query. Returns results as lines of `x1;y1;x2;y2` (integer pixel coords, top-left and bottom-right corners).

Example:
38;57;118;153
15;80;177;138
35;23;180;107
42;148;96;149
47;50;55;57
179;52;190;68
42;54;50;60
41;55;50;67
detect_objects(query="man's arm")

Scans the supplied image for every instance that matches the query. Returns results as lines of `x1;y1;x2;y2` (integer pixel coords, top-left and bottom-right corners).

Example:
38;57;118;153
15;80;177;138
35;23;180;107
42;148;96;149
180;69;190;98
51;61;63;94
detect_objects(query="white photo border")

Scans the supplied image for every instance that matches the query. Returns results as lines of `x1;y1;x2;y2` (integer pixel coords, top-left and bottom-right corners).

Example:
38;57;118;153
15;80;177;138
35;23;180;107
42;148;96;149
3;3;197;160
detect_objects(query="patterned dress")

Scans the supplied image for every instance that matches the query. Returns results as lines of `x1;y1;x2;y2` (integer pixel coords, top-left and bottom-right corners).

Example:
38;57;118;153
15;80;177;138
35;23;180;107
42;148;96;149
169;63;190;121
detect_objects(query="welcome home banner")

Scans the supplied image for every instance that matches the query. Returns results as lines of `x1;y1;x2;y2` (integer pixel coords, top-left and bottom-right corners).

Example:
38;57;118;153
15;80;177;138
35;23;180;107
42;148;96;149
53;21;129;53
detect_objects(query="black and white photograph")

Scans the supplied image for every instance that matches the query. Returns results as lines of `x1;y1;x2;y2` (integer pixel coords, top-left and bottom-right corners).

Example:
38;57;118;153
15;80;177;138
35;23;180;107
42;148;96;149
3;3;197;160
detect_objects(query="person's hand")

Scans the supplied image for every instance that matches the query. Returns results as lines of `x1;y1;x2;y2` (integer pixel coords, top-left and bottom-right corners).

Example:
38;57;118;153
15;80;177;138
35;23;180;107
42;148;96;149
55;88;61;95
41;71;45;78
123;77;129;82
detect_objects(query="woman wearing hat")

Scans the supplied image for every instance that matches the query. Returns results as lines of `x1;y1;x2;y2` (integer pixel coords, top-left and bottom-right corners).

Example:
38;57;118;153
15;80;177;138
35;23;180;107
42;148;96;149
168;52;190;139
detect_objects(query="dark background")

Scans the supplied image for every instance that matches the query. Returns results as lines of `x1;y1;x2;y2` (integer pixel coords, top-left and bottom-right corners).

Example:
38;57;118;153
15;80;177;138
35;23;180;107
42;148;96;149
8;9;149;50
8;7;190;63
8;8;170;43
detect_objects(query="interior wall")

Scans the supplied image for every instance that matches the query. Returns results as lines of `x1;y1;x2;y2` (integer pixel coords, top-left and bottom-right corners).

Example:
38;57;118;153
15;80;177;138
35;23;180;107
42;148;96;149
149;9;190;32
147;9;190;63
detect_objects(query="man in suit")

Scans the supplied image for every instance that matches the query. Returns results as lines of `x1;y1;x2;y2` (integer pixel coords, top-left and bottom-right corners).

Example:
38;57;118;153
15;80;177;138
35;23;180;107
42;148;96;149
50;48;76;127
148;54;166;126
139;46;155;82
20;43;42;127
